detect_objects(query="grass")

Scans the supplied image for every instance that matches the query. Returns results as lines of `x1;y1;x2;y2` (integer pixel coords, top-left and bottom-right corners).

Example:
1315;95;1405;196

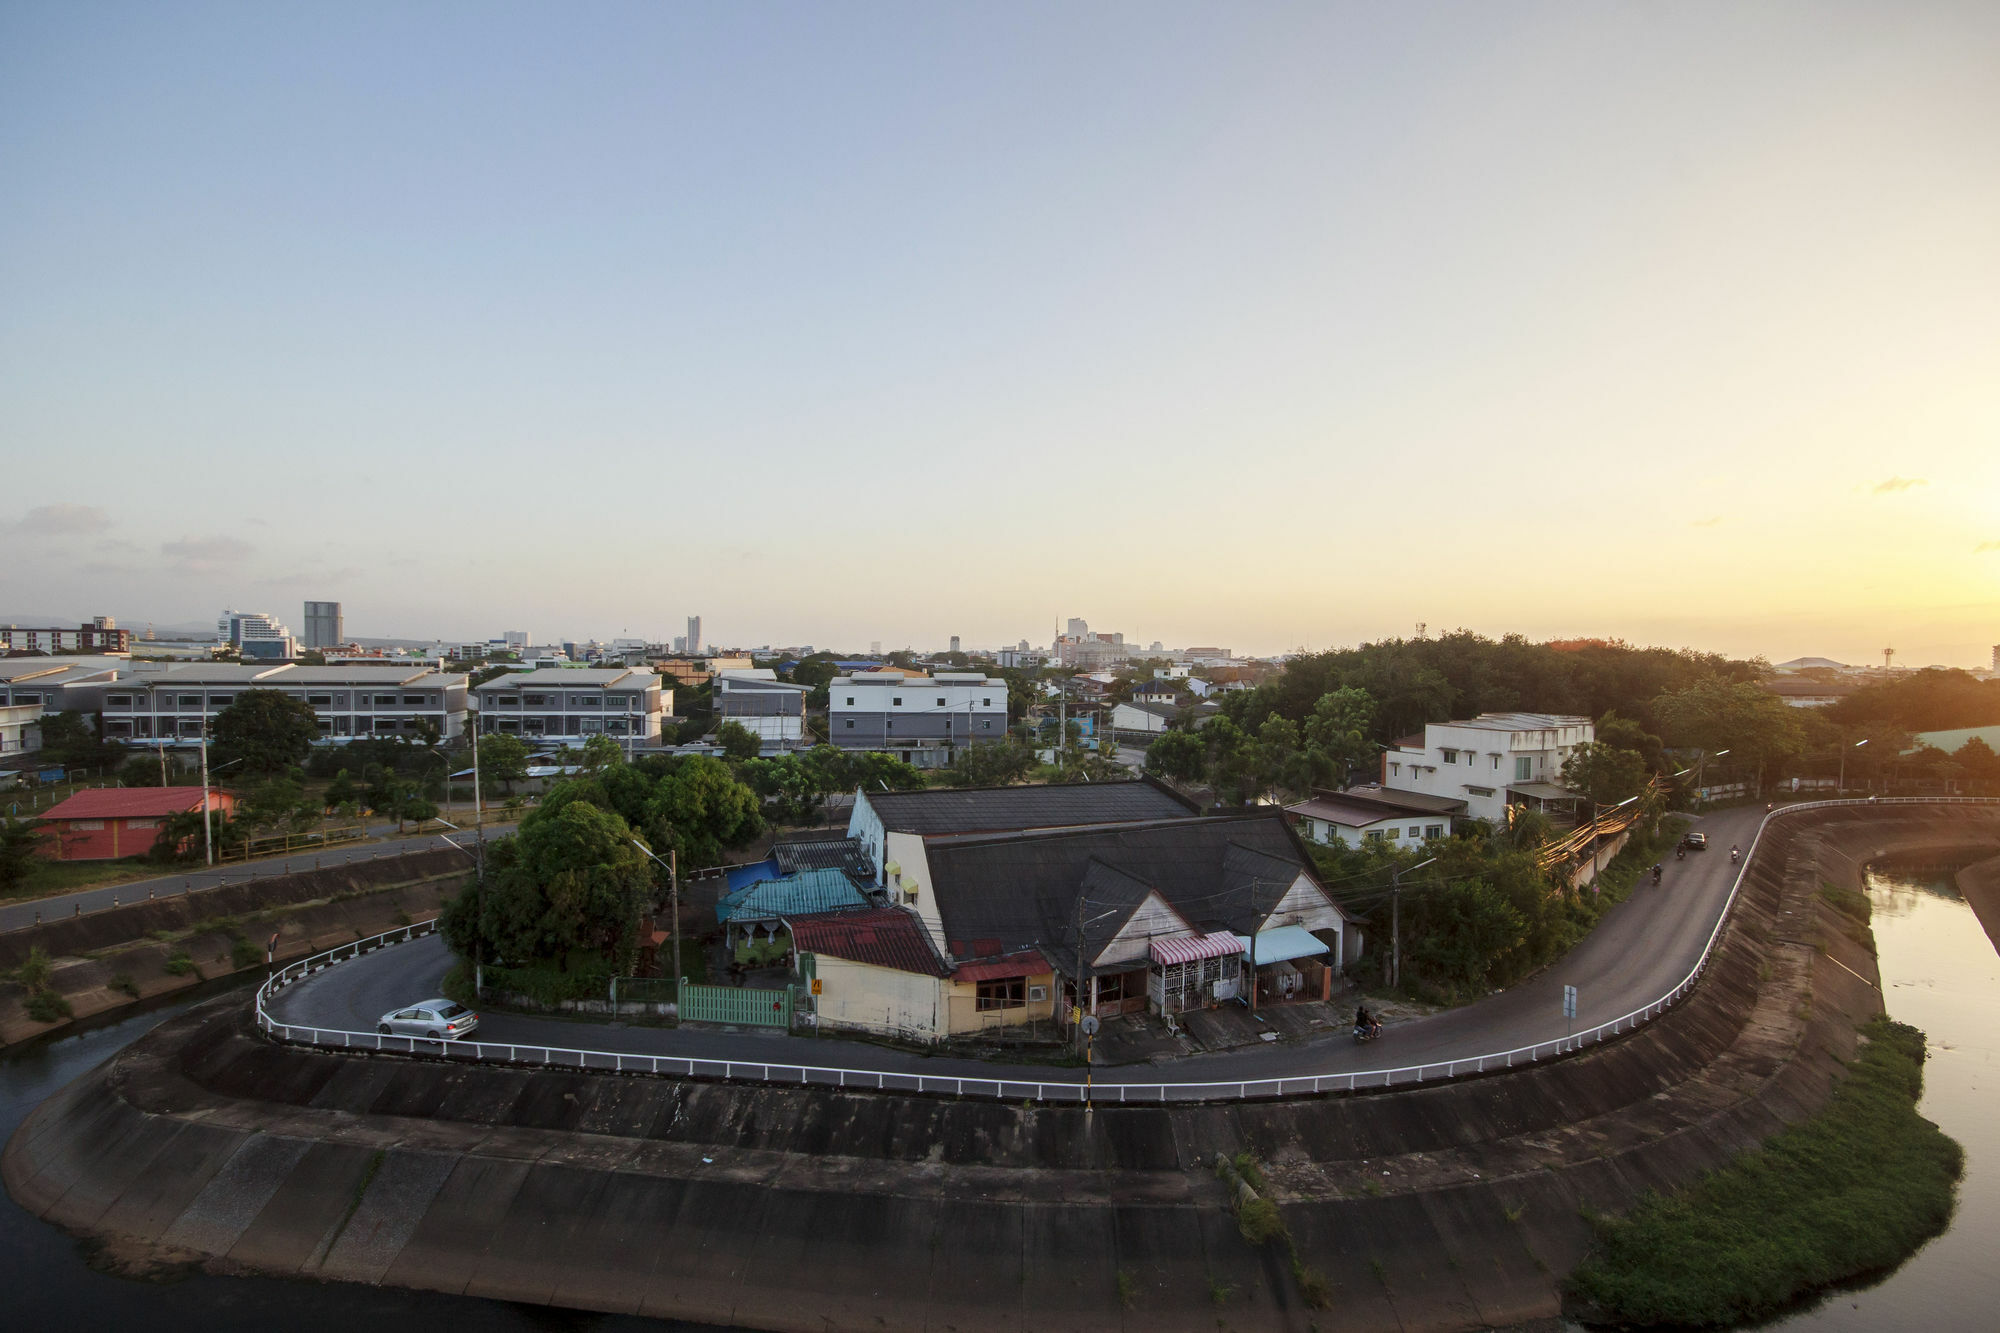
1566;1017;1963;1327
162;950;197;977
0;856;168;904
1115;1268;1137;1309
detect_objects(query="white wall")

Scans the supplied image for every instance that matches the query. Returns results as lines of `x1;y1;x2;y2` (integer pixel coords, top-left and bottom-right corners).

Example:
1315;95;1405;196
1382;717;1592;823
810;954;943;1041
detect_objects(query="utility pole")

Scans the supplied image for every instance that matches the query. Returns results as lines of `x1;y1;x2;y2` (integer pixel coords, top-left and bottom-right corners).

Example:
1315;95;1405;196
671;846;682;1000
156;739;168;786
471;730;486;995
1389;865;1400;993
199;728;213;867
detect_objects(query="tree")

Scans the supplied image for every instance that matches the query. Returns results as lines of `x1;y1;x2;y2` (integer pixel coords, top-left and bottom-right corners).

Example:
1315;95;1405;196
477;733;531;795
235;778;320;835
941;738;1038;787
210;688;320;776
1953;736;2000;795
1559;742;1649;806
579;735;625;772
738;754;828;825
1302;687;1378;787
0;817;46;891
1652;677;1805;794
643;755;762;869
716;721;762;762
36;710;123;771
324;768;362;814
1594;710;1669;775
1254;716;1311;802
1145;730;1206;783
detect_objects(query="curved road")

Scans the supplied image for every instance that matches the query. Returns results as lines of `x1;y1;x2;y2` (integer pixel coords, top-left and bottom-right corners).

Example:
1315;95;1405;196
0;823;514;933
268;805;1766;1087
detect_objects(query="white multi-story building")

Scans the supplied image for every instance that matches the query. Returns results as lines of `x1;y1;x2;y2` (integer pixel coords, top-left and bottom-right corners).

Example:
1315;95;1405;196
715;669;808;749
100;664;472;744
218;610;297;660
472;667;669;745
829;671;1007;765
1380;712;1594;824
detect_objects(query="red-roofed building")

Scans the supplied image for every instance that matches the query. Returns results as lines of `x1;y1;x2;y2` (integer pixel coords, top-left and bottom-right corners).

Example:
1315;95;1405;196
788;907;1056;1043
37;786;235;861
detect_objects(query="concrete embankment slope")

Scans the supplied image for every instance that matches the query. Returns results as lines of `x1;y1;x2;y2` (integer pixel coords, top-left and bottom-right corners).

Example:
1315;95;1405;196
0;849;467;1047
1956;851;2000;954
9;806;1997;1332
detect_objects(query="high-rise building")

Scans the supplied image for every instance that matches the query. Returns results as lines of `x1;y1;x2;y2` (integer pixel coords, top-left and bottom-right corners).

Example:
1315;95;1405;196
303;601;344;649
1066;618;1089;638
672;635;687;653
686;616;702;655
1992;644;1999;673
949;635;961;653
217;610;297;660
503;631;530;649
869;640;882;656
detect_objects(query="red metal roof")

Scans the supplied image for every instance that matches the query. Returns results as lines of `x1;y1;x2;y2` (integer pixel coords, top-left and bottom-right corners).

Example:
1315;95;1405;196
950;949;1050;984
790;908;950;978
40;786;227;821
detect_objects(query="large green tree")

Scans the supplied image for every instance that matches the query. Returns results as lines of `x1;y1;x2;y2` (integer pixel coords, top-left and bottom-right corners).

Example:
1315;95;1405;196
643;755;763;868
36;711;124;771
1559;742;1650;806
1145;730;1206;783
210;688;320;776
1652;677;1806;793
0;818;46;891
476;732;531;794
941;738;1037;788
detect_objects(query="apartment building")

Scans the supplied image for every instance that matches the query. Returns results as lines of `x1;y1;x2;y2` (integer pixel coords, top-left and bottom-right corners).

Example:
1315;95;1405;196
828;671;1006;765
715;670;808;748
0;657;130;717
218;609;297;660
0;618;131;653
472;667;669;744
1380;712;1594;824
100;664;472;744
303;601;344;649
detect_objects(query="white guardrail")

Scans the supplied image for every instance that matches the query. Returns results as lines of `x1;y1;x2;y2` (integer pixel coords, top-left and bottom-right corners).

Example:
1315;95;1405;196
254;797;2000;1104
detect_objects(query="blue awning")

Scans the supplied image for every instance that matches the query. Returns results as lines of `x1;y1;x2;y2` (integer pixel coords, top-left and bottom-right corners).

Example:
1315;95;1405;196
1237;924;1330;966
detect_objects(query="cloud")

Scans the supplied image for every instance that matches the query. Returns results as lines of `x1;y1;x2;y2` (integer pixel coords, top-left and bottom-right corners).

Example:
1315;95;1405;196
1690;516;1724;529
1977;541;2000;554
15;503;110;535
161;535;253;574
1872;476;1927;494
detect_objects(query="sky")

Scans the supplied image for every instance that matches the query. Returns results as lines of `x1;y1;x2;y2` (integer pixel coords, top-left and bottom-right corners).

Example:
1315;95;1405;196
2;2;1997;665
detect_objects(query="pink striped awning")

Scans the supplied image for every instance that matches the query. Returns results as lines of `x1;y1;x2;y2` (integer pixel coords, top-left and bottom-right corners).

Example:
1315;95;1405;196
1149;933;1241;967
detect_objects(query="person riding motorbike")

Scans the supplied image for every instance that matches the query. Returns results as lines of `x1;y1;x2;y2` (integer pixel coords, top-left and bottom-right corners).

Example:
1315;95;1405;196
1353;1004;1382;1040
1675;845;1685;861
1651;863;1663;885
1730;844;1740;864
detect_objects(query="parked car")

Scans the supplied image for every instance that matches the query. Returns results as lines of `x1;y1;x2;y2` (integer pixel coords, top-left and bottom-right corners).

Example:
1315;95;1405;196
377;998;479;1040
1679;831;1708;851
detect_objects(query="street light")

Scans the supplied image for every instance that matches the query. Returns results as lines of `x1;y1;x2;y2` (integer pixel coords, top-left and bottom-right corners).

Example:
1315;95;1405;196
1840;738;1868;795
1693;748;1730;801
631;839;682;1009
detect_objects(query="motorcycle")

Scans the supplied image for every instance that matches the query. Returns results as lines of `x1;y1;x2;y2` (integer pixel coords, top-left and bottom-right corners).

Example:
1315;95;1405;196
1352;1022;1383;1044
1652;865;1664;886
1730;848;1740;865
1675;847;1685;861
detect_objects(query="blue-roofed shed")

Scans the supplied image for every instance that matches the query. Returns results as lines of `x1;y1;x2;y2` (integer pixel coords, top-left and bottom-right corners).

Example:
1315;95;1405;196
717;868;871;925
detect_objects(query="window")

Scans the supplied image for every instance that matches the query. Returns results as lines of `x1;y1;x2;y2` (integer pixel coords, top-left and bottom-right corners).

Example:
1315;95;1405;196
844;696;854;706
1442;748;1458;764
125;818;158;831
572;695;600;707
1409;826;1421;838
1515;757;1532;781
892;697;902;707
1389;762;1400;776
934;698;945;706
982;719;993;730
524;693;547;706
1426;824;1444;840
308;694;334;707
1466;785;1495;797
69;819;105;831
1491;755;1500;770
403;694;428;706
844;719;855;729
106;694;131;707
1364;830;1385;842
1385;827;1400;839
179;695;203;707
210;695;234;707
982;697;991;706
375;694;400;706
976;978;1026;1011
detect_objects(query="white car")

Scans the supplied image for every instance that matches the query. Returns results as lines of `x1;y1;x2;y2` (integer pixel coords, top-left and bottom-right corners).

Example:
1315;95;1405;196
377;998;479;1040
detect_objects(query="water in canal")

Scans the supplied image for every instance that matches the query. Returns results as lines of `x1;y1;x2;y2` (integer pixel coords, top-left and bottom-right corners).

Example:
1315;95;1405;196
1757;866;2000;1331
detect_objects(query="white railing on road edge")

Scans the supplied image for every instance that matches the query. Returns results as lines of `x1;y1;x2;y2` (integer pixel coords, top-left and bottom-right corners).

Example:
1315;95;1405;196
253;797;2000;1104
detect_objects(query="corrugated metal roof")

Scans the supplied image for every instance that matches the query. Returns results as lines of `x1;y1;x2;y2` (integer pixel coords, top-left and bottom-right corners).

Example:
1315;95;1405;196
950;950;1050;983
864;780;1195;835
792;908;948;977
42;786;225;819
717;868;870;923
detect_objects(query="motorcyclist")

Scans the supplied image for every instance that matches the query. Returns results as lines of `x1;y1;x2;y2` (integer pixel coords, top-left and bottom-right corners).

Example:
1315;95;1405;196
1675;845;1685;861
1354;1004;1381;1039
1730;844;1740;864
1651;863;1663;885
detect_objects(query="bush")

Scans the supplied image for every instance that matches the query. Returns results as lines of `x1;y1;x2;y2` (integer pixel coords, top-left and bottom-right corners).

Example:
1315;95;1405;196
163;951;197;977
230;936;263;970
25;990;71;1023
1567;1018;1963;1326
1236;1196;1286;1245
110;973;139;998
485;957;614;1007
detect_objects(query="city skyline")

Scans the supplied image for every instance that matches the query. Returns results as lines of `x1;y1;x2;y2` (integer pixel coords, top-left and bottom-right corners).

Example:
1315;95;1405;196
3;4;1997;666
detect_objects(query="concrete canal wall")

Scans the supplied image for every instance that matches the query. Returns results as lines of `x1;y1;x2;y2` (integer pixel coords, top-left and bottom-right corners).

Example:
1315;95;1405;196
8;805;1998;1332
0;849;466;1048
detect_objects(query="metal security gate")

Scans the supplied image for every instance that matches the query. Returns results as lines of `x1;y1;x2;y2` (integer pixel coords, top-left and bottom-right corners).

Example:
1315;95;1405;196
678;982;793;1028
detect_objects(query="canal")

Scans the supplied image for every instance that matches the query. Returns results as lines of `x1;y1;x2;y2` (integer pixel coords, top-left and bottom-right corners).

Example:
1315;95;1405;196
0;984;720;1331
8;863;1996;1329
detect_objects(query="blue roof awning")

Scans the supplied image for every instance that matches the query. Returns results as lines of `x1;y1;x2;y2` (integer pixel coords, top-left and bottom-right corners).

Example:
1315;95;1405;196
1237;924;1330;966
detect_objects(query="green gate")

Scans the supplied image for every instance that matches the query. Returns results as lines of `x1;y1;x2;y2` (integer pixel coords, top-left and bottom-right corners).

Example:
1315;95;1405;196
678;981;794;1028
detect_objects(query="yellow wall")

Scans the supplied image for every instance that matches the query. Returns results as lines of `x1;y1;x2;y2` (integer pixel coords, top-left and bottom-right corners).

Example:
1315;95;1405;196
942;973;1056;1035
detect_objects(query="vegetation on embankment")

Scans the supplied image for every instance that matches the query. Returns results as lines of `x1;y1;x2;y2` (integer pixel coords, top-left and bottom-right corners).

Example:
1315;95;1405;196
1566;1016;1963;1327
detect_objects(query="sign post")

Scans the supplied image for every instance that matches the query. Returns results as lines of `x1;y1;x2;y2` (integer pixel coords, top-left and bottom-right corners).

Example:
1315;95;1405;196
1562;984;1578;1042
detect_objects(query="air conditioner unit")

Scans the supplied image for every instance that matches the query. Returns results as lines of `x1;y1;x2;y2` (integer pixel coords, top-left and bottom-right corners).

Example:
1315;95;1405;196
1028;985;1048;1003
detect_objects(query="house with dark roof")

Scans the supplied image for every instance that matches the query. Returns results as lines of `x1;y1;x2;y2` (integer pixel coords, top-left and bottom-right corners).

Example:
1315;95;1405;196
36;786;235;860
893;811;1360;1030
1284;786;1462;849
846;777;1198;892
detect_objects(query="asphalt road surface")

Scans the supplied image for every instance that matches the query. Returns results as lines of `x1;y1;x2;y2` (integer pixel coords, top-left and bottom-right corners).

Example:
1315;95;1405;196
267;805;1767;1088
0;823;513;933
